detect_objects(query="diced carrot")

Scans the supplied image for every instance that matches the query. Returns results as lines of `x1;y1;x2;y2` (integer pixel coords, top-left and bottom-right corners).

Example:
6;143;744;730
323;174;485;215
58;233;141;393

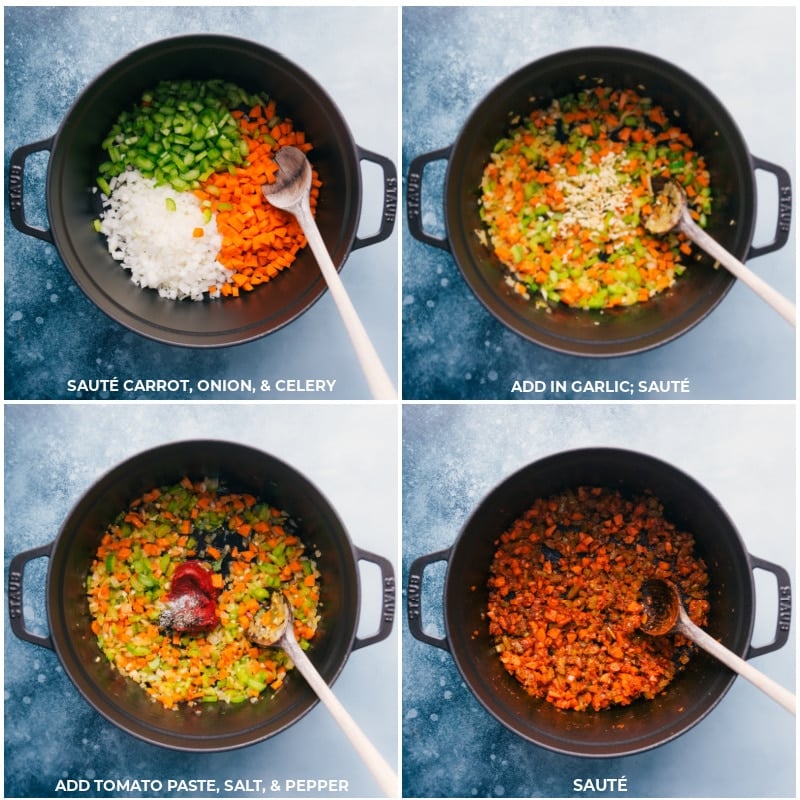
193;104;319;294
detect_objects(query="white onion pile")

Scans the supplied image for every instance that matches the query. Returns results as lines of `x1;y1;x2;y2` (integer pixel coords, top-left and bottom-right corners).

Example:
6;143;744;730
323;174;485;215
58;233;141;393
98;169;230;301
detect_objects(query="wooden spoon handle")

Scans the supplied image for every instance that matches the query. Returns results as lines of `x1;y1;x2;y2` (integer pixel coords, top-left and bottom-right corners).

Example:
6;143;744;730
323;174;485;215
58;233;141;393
682;217;796;327
296;199;397;400
284;636;399;796
682;618;796;715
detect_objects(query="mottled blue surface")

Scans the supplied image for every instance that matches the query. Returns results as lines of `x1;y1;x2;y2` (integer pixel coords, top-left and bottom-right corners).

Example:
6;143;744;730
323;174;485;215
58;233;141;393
402;403;795;797
4;6;398;400
4;404;398;798
402;6;796;400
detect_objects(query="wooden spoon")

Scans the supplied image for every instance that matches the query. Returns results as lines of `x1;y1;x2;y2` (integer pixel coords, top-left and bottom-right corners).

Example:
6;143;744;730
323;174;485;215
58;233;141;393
645;179;795;326
262;146;397;400
248;592;398;797
640;578;795;714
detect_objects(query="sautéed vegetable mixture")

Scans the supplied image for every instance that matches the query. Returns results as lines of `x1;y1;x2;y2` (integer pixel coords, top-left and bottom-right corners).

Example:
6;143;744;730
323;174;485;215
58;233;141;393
87;478;320;709
478;86;712;309
487;486;710;712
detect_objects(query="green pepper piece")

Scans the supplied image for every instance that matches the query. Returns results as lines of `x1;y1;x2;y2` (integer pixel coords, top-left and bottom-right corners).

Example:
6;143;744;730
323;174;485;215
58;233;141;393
133;155;155;171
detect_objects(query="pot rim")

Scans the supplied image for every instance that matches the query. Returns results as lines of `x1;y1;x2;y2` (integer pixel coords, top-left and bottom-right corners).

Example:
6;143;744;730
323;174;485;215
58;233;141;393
33;439;367;751
415;447;784;758
36;34;368;347
436;47;771;356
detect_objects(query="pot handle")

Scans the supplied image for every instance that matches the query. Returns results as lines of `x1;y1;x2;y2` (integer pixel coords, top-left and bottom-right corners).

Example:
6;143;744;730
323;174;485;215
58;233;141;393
747;156;792;260
351;547;395;650
406;145;453;251
746;554;792;659
8;137;55;244
7;542;54;650
351;147;398;251
406;546;452;652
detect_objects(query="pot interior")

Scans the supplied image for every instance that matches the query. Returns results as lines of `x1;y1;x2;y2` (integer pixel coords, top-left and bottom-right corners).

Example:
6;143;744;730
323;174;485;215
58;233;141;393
444;448;754;757
446;48;757;356
48;34;362;346
48;440;360;751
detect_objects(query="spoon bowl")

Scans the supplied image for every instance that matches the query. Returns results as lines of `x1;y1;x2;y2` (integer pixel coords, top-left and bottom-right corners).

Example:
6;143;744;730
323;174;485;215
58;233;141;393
248;590;292;647
640;578;795;714
645;179;795;326
639;577;682;636
261;146;314;210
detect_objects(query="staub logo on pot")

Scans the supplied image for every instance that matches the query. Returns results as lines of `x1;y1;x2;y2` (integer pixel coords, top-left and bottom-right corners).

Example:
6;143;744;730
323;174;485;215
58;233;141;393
7;569;23;619
778;183;792;234
779;583;791;631
383;575;396;623
406;572;422;620
8;163;24;213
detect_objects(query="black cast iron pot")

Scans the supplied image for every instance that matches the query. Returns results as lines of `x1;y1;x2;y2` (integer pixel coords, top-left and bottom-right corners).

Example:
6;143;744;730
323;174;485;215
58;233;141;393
8;34;397;347
407;47;792;356
407;448;791;757
8;440;395;751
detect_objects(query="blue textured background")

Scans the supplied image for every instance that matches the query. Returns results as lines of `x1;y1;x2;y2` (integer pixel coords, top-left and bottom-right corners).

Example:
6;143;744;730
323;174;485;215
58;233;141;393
402;403;795;797
401;6;796;400
4;6;398;400
4;404;398;798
